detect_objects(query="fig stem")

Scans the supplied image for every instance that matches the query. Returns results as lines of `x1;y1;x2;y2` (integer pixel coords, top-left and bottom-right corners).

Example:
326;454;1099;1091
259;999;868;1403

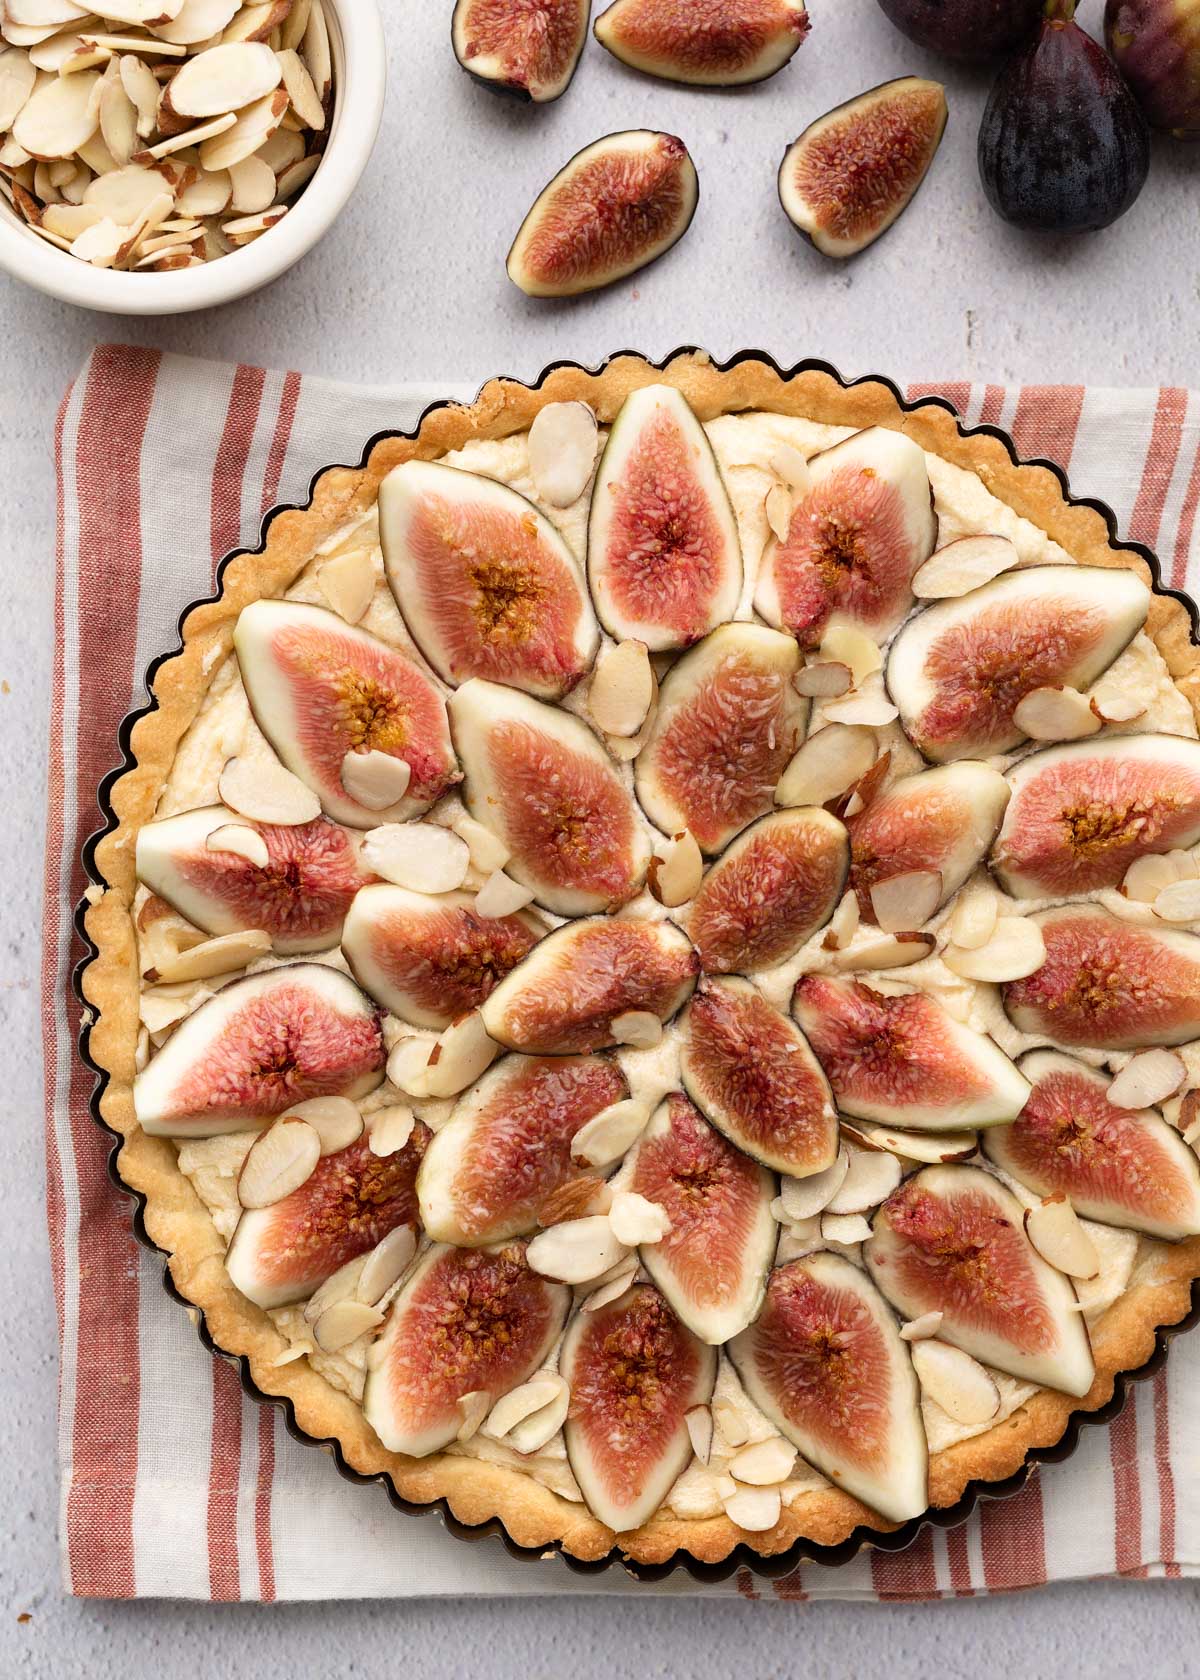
1042;0;1077;22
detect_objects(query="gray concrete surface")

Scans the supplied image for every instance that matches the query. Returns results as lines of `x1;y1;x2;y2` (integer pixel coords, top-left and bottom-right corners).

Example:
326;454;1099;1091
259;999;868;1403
2;0;1198;1673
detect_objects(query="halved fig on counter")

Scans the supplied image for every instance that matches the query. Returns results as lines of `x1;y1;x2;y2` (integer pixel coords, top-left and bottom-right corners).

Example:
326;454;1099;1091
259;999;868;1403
680;978;839;1178
363;1243;570;1456
886;566;1150;762
452;0;590;102
233;601;460;827
635;623;805;854
1002;905;1200;1049
688;807;849;973
865;1165;1096;1395
754;427;937;645
778;77;948;258
417;1054;628;1244
728;1252;928;1524
377;460;598;698
594;0;811;85
991;734;1200;899
561;1281;717;1530
983;1050;1200;1241
507;129;699;297
626;1093;777;1343
793;974;1030;1131
341;884;541;1029
226;1126;430;1310
586;384;742;650
848;761;1010;924
450;678;651;916
134;964;385;1138
136;806;374;953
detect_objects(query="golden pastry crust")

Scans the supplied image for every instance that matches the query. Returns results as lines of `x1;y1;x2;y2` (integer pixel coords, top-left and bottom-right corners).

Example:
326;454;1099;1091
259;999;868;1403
81;351;1200;1570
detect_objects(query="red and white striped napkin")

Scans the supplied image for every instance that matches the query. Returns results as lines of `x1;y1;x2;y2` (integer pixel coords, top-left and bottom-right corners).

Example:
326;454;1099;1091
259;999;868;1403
43;346;1200;1601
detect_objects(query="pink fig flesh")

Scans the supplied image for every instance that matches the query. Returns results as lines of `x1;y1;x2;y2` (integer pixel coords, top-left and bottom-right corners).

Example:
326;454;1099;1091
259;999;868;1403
594;0;811;87
452;0;590;102
689;807;849;973
1002;906;1200;1050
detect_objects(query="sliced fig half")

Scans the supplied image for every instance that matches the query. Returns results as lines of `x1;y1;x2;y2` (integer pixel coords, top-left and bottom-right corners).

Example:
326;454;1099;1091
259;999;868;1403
449;678;650;916
991;733;1200;899
595;0;810;86
135;805;373;954
561;1281;717;1530
507;129;699;298
134;964;385;1138
754;427;937;646
728;1253;928;1524
848;761;1010;924
1002;905;1200;1050
635;623;805;855
626;1092;777;1343
226;1125;430;1310
586;384;742;651
363;1243;569;1456
983;1050;1200;1241
778;77;948;258
689;806;849;973
451;0;590;103
865;1164;1096;1396
341;884;541;1029
233;600;459;827
417;1053;628;1245
679;978;838;1179
886;566;1150;763
793;974;1030;1132
480;915;698;1054
378;460;598;699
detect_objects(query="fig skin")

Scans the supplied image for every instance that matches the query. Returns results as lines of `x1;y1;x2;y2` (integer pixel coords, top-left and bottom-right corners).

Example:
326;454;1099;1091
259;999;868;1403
876;0;1044;60
978;6;1150;233
452;0;590;104
1106;0;1200;136
594;0;811;87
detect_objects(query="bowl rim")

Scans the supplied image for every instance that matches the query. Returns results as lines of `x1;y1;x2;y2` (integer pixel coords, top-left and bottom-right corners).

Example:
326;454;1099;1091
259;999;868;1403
0;0;385;316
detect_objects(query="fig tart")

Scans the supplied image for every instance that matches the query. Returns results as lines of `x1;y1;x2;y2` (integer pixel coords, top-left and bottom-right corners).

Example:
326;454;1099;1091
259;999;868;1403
81;352;1200;1568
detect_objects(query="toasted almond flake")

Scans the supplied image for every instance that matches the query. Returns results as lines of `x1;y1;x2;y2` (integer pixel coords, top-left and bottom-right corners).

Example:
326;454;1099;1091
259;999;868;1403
482;1376;563;1443
1024;1195;1099;1279
822;687;898;728
386;1036;435;1099
1090;692;1146;725
367;1104;416;1158
912;534;1019;599
1153;877;1200;923
82;159;169;219
204;821;269;867
943;916;1045;983
764;481;792;542
899;1310;944;1342
238;1118;320;1210
218;753;320;824
869;869;942;934
0;48;37;131
362;821;468;892
840;1120;978;1163
526;400;597;506
610;1009;663;1050
314;545;374;622
302;0;330;97
313;1297;384;1354
588;638;653;737
780;1149;849;1221
910;1339;1001;1424
833;931;934;971
505;1375;571;1453
570;1098;650;1168
153;0;241;45
824;1146;901;1214
685;1404;714;1465
137;988;192;1033
273;149;316;198
1013;684;1101;742
724;1485;781;1532
423;1010;497;1099
526;1216;629;1285
198;86;285;169
819;623;882;686
608;1190;671;1246
793;659;851;699
282;1095;363;1156
729;1437;797;1486
12;67;100;157
337;750;411;814
136;107;235;159
579;1261;637;1313
775;724;877;808
949;875;999;950
1106;1048;1186;1110
821;1210;872;1244
647;828;701;908
768;441;811;494
357;1224;417;1305
471;869;533;920
151;926;271;981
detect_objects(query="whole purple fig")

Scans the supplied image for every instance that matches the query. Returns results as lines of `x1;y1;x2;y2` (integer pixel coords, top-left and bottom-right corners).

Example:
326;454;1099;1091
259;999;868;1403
1106;0;1200;135
875;0;1044;61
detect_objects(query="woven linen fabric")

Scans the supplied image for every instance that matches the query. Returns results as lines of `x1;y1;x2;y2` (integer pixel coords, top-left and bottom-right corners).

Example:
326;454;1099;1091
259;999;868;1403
43;346;1200;1601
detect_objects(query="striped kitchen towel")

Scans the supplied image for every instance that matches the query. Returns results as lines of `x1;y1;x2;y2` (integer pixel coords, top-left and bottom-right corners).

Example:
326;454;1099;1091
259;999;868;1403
43;346;1200;1600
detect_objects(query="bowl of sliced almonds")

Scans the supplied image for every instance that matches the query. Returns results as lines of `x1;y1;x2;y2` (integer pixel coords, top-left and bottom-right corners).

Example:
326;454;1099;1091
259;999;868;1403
0;0;384;313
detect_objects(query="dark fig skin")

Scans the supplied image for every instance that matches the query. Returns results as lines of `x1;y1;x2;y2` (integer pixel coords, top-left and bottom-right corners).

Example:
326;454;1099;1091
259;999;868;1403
1106;0;1200;136
877;0;1045;61
978;5;1151;232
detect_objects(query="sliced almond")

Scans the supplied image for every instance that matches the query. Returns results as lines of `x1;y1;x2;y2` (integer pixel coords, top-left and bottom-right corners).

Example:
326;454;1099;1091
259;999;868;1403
505;1374;571;1453
198;86;286;169
723;1485;781;1532
340;750;412;812
137;987;193;1034
255;120;304;172
1024;1195;1100;1279
1106;1048;1186;1110
588;638;653;737
218;754;320;824
6;2;91;29
362;821;468;893
76;129;117;172
821;1210;872;1244
899;1310;944;1342
451;1389;490;1442
423;1010;497;1099
302;0;330;99
910;1339;1001;1425
386;1036;435;1100
302;1260;367;1326
225;146;274;211
367;1104;416;1158
0;47;37;133
685;1403;714;1466
779;1149;849;1221
579;1261;637;1313
1090;692;1146;725
91;0;190;21
793;660;851;699
82;160;171;220
238;1118;320;1210
1153;877;1200;923
609;1009;663;1050
710;1397;750;1448
316;546;374;623
912;535;1019;599
153;0;242;43
41;199;102;237
12;66;99;158
222;0;293;44
608;1190;671;1246
647;828;702;908
823;888;860;951
570;1098;651;1168
833;931;934;971
824;1146;901;1214
1013;685;1101;742
1168;848;1200;880
482;1376;564;1443
943;916;1045;982
776;724;878;810
136;108;236;160
473;869;535;920
273;150;317;198
526;1216;629;1285
275;43;322;127
282;1094;363;1156
1183;1113;1200;1149
451;812;510;875
538;1176;612;1226
948;875;999;951
84;32;190;57
839;1120;978;1163
819;623;882;687
776;1218;823;1263
821;687;899;728
357;1224;417;1306
769;441;811;494
729;1436;797;1487
313;1297;384;1354
763;481;792;541
98;57;136;164
165;38;281;118
869;869;942;934
281;0;313;51
205;821;268;868
150;926;270;982
269;1342;312;1367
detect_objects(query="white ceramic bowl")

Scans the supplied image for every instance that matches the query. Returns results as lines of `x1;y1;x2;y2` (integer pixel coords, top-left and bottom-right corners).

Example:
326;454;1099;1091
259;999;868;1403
0;0;385;315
